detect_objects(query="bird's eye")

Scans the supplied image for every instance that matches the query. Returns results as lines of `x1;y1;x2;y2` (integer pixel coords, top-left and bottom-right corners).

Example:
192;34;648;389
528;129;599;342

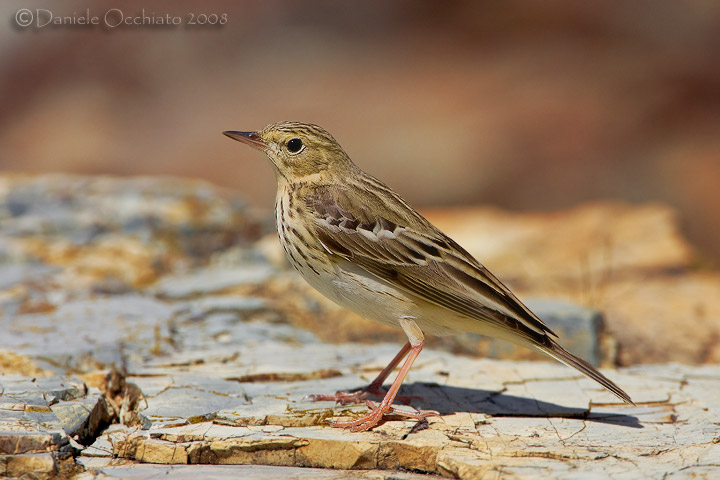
286;138;304;154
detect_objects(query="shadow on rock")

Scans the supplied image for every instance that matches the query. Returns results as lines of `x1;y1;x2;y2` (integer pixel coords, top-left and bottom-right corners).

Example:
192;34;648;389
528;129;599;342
388;382;643;429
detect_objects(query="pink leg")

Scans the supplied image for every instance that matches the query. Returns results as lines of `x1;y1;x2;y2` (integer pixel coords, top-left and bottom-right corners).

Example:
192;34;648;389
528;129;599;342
329;339;437;432
307;342;420;405
367;341;412;391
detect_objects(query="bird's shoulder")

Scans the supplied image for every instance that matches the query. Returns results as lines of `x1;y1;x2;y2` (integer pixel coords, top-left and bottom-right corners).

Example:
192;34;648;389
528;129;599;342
302;177;435;234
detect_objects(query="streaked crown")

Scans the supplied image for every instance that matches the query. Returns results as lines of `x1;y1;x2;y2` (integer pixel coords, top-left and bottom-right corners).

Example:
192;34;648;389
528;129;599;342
251;121;357;180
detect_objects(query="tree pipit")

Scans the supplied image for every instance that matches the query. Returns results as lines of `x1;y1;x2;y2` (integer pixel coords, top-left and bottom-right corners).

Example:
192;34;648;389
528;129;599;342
224;122;633;432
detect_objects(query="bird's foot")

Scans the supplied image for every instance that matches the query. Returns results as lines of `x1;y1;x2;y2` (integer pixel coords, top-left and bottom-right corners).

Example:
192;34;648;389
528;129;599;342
305;386;421;406
330;400;438;432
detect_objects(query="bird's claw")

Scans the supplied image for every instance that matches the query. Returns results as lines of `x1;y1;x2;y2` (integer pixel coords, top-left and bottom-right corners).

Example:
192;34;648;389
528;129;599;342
328;400;439;432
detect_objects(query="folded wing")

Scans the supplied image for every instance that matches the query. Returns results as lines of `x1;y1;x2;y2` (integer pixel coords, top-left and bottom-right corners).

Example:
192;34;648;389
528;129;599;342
307;183;633;404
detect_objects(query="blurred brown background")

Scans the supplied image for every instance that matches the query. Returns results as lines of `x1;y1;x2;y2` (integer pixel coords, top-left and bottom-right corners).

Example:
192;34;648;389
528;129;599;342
2;0;719;264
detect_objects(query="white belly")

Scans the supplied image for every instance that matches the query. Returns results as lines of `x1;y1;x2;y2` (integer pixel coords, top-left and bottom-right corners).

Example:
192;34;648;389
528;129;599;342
302;258;414;328
298;256;482;337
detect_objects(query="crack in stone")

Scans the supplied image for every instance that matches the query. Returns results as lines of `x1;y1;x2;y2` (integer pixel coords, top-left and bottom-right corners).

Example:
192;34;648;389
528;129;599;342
564;419;588;441
226;369;343;383
546;418;567;447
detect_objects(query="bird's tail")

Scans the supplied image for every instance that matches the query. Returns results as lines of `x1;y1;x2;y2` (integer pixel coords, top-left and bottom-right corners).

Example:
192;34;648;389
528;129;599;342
535;339;634;405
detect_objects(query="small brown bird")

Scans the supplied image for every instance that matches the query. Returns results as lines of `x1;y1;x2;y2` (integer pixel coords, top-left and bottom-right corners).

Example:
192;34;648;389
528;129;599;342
224;122;633;432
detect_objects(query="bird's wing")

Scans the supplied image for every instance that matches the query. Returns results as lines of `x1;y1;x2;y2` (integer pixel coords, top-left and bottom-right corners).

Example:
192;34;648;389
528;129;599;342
308;183;634;405
308;184;557;343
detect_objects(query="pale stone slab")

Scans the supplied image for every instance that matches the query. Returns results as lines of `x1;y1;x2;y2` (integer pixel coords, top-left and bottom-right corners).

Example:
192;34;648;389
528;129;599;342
5;316;716;478
75;464;435;479
4;296;177;373
152;265;275;299
0;375;82;477
81;346;719;479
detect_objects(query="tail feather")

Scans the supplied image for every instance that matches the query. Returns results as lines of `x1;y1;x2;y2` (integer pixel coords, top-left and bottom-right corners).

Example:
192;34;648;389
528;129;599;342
538;340;634;405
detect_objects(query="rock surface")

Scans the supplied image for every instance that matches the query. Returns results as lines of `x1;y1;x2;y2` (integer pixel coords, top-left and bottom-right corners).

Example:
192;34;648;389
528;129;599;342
3;331;720;479
1;174;719;479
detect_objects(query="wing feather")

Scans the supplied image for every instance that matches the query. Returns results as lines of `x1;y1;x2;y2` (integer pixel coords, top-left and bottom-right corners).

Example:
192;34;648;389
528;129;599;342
310;184;556;341
308;183;633;404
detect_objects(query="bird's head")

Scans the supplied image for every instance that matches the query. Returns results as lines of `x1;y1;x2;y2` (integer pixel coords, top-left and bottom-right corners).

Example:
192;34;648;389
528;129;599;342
224;121;355;182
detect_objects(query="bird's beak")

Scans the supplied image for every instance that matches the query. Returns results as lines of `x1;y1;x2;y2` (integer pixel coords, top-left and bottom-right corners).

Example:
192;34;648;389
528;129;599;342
223;131;266;150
